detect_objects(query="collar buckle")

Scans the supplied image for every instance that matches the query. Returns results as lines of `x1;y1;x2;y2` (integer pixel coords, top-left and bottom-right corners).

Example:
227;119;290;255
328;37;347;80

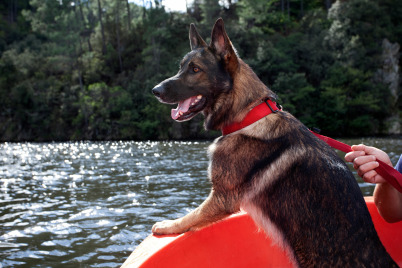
264;99;280;113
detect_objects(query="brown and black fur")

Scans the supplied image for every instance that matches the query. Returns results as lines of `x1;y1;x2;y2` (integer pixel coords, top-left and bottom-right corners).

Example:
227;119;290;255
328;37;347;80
151;18;397;267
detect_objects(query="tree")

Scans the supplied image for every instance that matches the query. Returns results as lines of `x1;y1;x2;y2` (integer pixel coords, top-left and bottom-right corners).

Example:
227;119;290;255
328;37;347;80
97;0;107;55
0;0;400;141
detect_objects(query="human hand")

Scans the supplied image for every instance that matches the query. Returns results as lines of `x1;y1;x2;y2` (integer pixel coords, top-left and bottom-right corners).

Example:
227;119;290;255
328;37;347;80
345;144;393;184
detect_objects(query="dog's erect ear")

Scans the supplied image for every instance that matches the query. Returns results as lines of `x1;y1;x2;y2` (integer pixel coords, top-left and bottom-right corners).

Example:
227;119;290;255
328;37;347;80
210;18;239;74
189;23;207;50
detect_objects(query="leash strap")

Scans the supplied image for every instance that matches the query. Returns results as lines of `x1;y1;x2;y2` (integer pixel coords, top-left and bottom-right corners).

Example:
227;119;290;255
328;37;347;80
311;131;402;193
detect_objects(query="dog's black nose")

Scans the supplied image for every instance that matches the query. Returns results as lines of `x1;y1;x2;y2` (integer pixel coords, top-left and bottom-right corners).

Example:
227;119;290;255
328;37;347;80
152;86;162;98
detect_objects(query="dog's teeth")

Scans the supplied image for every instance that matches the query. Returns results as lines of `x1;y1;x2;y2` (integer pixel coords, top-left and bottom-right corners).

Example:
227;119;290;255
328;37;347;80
197;95;202;99
179;111;183;115
191;102;195;106
194;99;199;103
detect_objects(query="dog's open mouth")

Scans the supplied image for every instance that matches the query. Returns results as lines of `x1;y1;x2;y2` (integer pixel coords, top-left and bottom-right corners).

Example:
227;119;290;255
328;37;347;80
171;95;206;121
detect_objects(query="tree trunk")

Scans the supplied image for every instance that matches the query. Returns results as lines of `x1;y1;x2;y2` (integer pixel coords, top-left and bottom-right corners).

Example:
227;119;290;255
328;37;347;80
125;0;131;31
8;0;16;23
142;0;146;19
72;2;85;90
77;0;85;22
300;0;304;17
97;0;107;55
115;1;123;73
78;0;92;51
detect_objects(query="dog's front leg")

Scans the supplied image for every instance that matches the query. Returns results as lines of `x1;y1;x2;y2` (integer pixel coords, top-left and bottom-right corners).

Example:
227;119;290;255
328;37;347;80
152;190;239;235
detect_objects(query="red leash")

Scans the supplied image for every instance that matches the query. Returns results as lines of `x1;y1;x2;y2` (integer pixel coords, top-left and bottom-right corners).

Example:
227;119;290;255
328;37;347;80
311;131;402;193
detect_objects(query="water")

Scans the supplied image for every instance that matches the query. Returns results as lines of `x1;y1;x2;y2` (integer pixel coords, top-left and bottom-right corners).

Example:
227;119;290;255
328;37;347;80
0;138;401;267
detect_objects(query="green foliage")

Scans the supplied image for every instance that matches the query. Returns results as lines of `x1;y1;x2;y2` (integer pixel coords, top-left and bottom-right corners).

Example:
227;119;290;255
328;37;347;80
0;0;400;141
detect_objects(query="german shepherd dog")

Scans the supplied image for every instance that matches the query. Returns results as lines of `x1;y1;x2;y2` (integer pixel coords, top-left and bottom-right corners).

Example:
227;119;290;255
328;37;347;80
151;19;397;267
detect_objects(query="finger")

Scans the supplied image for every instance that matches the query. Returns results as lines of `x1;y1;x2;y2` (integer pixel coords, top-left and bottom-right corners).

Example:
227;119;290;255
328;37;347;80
361;170;378;183
358;145;393;167
350;144;366;152
357;161;379;177
361;145;379;156
345;150;365;162
362;170;386;184
353;155;376;167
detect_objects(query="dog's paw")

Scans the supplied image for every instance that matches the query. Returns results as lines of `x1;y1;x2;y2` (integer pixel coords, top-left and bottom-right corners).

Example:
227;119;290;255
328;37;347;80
152;219;187;235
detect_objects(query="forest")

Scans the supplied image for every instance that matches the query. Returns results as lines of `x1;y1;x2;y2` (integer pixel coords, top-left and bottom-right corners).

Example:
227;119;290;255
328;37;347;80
0;0;401;141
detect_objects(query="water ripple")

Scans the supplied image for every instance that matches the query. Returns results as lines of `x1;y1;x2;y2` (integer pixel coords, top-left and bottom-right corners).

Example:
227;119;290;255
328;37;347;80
0;139;400;267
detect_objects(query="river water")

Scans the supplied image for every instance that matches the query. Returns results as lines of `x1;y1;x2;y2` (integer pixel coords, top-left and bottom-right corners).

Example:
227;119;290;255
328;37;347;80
1;138;401;267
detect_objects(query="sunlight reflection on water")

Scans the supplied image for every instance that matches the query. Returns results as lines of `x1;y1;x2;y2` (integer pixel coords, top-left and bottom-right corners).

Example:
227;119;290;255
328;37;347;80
0;141;210;267
0;138;401;267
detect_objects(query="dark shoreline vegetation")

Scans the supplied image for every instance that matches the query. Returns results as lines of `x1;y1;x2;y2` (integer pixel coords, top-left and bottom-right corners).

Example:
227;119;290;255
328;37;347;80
0;0;401;142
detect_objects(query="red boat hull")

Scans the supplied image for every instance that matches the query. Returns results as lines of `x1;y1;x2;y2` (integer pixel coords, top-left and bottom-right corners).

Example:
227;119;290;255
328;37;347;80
122;197;402;267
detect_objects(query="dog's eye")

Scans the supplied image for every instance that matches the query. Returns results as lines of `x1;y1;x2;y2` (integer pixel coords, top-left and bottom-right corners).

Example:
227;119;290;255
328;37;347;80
193;67;200;73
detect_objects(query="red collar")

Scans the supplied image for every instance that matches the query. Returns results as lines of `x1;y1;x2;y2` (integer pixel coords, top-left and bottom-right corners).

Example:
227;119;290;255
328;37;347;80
221;99;281;135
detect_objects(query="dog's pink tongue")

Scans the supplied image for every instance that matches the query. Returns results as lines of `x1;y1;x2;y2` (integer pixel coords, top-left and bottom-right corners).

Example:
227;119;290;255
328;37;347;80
171;97;193;120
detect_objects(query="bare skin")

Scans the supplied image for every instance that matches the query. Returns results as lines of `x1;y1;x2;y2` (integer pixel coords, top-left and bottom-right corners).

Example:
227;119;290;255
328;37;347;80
345;144;402;223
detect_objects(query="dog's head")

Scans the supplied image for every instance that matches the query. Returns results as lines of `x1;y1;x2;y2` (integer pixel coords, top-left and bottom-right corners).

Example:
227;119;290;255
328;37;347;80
152;18;239;124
